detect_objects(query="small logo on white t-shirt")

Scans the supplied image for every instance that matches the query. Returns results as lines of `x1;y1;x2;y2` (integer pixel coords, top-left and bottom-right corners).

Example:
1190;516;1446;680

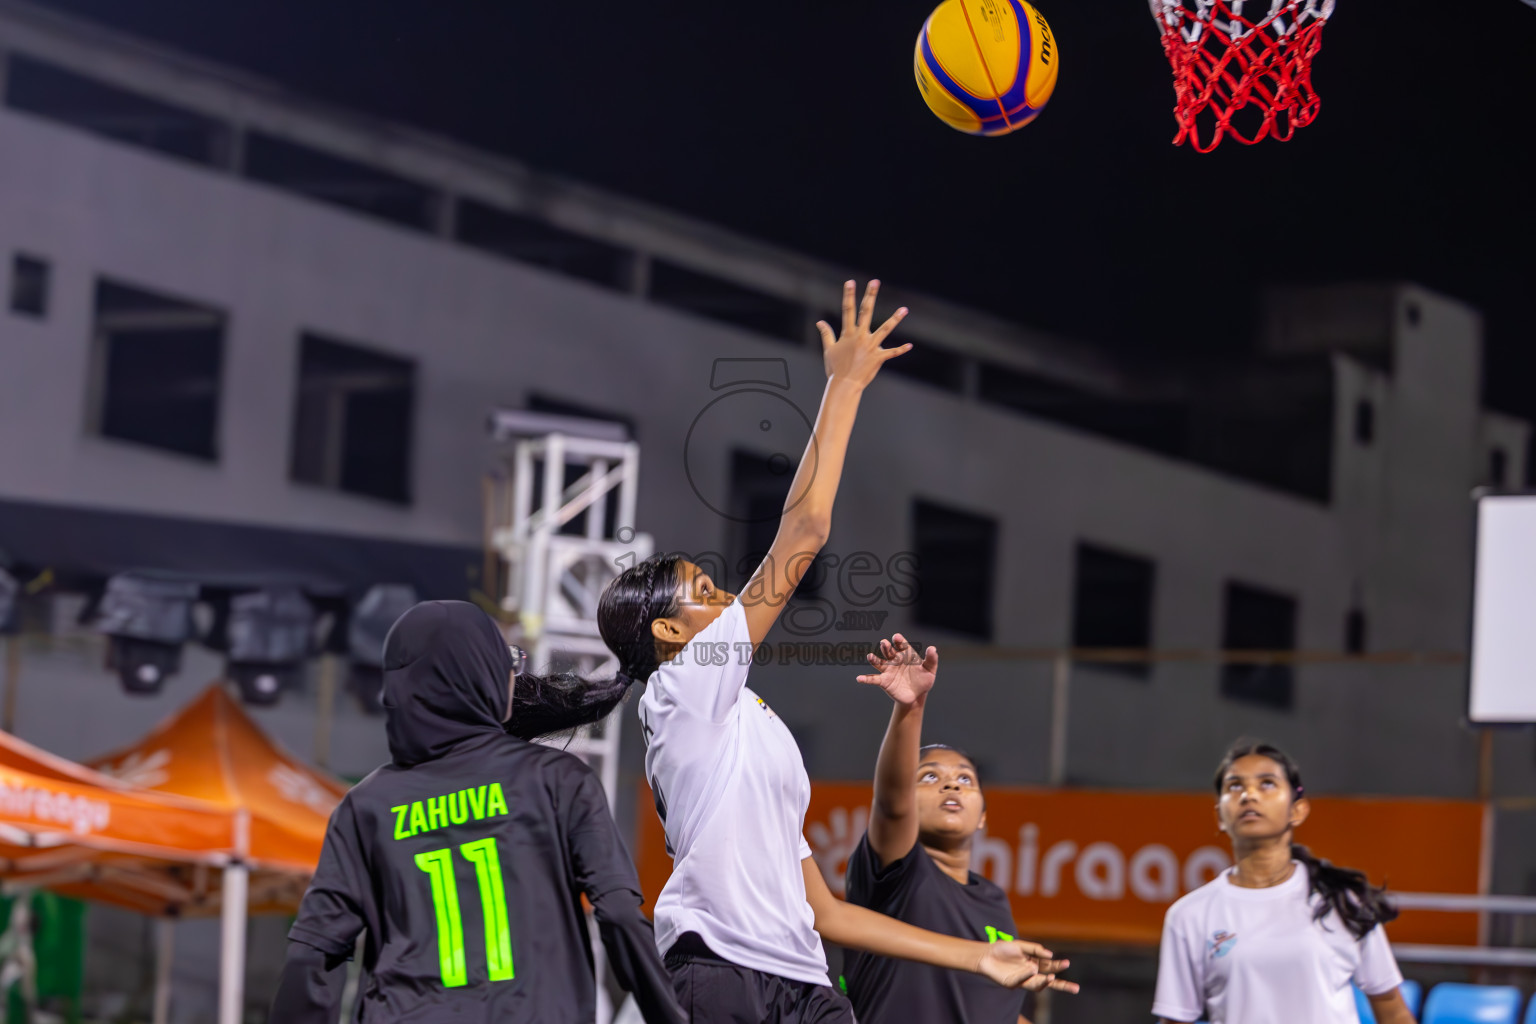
1208;931;1238;959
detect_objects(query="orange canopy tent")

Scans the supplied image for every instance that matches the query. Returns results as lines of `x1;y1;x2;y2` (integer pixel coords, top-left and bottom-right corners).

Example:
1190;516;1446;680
86;683;350;1024
0;723;240;907
0;684;349;1024
88;683;348;913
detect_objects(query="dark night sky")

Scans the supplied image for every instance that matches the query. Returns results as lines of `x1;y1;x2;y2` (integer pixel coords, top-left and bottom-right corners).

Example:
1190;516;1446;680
33;0;1536;421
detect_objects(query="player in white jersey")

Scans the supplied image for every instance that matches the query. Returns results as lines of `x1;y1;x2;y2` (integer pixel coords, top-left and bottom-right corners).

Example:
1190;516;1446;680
1153;740;1417;1024
593;280;1074;1023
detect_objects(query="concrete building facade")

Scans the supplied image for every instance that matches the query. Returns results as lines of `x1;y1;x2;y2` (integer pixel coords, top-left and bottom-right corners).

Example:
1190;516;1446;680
0;2;1529;1019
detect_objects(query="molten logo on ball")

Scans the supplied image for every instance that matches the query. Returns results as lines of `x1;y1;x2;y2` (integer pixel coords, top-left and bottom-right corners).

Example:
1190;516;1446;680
914;0;1060;136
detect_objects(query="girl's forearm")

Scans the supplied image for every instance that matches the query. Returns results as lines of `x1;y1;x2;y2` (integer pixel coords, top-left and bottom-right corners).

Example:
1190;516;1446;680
783;378;862;534
873;699;924;818
814;897;981;972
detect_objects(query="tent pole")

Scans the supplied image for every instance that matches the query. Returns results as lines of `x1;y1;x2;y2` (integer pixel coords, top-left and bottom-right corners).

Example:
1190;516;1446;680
313;654;338;769
153;916;174;1024
1;633;20;734
218;865;248;1024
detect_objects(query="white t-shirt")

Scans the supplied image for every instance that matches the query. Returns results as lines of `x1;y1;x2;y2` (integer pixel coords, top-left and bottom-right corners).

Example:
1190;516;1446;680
1152;862;1403;1024
637;597;828;986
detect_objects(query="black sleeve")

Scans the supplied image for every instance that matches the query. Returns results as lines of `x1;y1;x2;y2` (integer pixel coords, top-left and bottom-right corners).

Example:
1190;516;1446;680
267;937;350;1024
288;797;369;958
845;832;925;910
562;765;686;1024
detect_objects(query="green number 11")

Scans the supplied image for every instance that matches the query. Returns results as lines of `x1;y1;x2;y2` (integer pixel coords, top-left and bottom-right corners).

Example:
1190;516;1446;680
414;837;514;987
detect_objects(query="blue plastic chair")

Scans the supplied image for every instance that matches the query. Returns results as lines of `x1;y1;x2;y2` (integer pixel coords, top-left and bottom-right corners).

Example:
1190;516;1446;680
1421;983;1522;1024
1524;986;1536;1024
1357;981;1426;1022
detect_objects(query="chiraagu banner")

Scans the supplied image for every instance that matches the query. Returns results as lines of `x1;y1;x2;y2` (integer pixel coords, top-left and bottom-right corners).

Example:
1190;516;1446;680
634;782;1485;946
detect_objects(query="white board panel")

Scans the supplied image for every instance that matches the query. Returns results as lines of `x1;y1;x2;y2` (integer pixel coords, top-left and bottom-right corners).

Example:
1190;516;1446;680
1469;494;1536;723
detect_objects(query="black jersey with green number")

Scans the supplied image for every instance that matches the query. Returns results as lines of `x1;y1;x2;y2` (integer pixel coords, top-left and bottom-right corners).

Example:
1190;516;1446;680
843;833;1026;1024
281;601;680;1024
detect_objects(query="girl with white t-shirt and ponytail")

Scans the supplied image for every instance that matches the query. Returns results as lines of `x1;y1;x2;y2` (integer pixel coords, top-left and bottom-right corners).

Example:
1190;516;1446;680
593;280;1075;1023
1153;740;1416;1024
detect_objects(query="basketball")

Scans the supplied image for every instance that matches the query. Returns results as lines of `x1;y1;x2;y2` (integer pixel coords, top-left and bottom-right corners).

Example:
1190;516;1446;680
914;0;1059;136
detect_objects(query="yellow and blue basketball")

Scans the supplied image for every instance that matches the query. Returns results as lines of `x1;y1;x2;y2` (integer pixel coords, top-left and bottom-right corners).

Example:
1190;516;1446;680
914;0;1059;136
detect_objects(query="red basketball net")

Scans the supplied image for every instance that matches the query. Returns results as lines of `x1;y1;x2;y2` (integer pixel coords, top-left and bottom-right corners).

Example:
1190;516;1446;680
1150;0;1336;152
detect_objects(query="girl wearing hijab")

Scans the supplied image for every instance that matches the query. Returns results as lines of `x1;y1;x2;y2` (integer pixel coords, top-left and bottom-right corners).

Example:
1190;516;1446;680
270;600;683;1023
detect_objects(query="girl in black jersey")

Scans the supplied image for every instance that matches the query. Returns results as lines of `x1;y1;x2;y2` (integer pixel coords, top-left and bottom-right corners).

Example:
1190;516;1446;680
270;600;684;1023
588;281;1074;1023
843;635;1078;1024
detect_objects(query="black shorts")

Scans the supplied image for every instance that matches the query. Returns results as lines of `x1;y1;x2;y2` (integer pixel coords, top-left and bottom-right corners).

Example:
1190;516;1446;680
664;933;857;1024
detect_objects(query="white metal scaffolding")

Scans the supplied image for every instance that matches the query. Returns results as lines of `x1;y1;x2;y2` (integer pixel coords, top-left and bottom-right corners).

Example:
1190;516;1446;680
488;417;651;1023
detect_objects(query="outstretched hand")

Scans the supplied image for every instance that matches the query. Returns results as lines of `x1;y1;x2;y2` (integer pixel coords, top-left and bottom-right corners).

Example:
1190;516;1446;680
856;634;937;708
817;279;910;388
978;941;1079;994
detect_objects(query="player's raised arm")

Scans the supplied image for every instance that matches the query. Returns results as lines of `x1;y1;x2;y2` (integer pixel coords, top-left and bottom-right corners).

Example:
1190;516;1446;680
739;279;908;646
858;635;938;866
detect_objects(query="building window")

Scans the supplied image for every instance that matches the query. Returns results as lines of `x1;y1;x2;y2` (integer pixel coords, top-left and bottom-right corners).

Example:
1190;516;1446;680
244;133;443;232
1345;607;1367;655
1489;447;1508;488
457;200;636;292
1220;582;1298;710
727;449;823;597
291;334;415;504
88;279;226;461
1071;543;1156;676
879;337;969;394
5;56;233;167
9;254;49;318
648;261;804;343
912;499;998;641
1354;398;1375;444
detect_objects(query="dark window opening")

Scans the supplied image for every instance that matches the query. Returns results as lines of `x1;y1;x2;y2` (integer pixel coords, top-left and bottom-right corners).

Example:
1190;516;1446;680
456;200;635;291
244;133;442;232
912;499;998;641
1345;608;1367;655
10;254;50;318
649;261;804;343
1183;358;1335;503
1490;447;1508;488
6;56;232;166
90;279;225;460
1071;543;1156;677
1354;398;1375;445
1220;582;1297;710
880;337;968;393
291;333;415;504
978;363;1188;459
728;449;821;598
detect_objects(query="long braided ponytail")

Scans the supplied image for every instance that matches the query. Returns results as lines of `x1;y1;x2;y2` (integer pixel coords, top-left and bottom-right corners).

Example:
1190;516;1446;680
504;555;686;741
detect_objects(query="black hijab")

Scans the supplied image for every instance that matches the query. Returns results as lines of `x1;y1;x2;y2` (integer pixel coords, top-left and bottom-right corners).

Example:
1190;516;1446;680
381;601;513;767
